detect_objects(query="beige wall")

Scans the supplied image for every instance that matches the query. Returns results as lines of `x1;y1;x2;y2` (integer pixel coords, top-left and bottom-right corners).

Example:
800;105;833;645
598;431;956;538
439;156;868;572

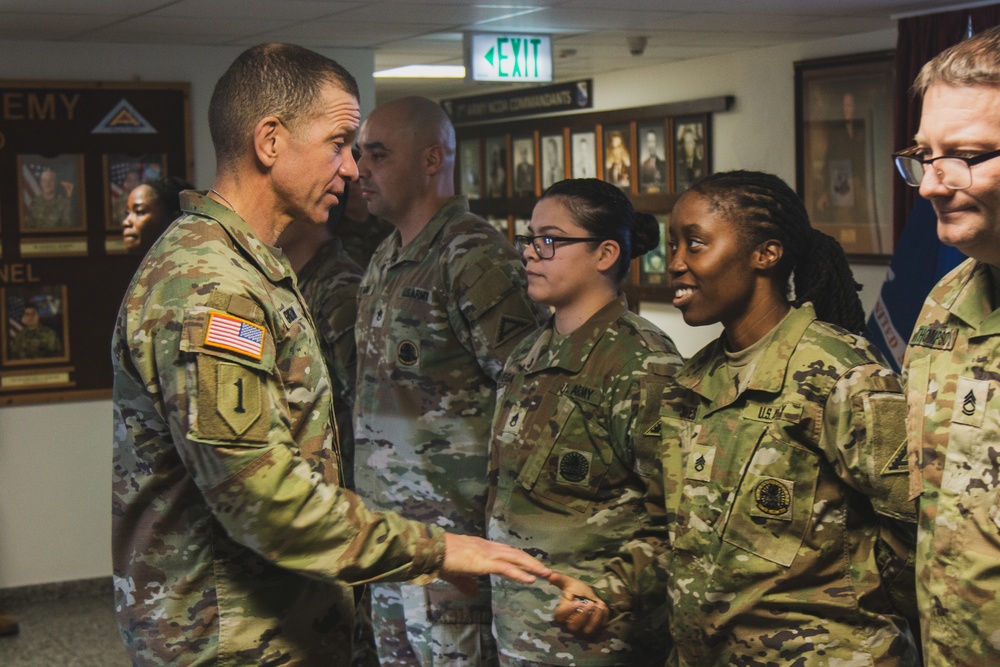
0;30;896;587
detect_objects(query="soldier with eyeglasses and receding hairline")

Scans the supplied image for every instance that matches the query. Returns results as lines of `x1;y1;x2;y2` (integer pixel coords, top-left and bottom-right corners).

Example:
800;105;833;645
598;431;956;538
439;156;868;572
895;24;1000;666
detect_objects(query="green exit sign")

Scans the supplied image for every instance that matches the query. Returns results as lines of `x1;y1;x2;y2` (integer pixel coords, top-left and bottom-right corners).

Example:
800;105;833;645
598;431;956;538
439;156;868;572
468;33;553;83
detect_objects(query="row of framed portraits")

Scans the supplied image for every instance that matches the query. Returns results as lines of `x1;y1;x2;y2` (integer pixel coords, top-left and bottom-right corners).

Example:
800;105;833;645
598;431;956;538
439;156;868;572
484;212;672;290
17;152;164;234
458;115;709;199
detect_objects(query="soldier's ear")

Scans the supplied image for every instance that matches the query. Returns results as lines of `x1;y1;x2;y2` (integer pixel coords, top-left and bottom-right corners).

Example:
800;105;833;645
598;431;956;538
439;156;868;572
424;144;445;175
254;116;282;168
752;239;783;271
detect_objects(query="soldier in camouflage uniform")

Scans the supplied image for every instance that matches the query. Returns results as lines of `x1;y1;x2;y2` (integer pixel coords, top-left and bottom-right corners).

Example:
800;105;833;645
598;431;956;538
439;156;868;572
487;180;681;666
111;44;550;667
558;171;918;664
896;26;1000;666
25;168;73;229
280;196;362;491
280;193;377;667
354;96;546;666
9;305;62;360
333;175;394;269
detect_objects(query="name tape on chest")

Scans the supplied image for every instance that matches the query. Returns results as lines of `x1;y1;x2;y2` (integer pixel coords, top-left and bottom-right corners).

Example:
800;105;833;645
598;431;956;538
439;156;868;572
910;325;957;350
204;312;265;360
560;382;601;406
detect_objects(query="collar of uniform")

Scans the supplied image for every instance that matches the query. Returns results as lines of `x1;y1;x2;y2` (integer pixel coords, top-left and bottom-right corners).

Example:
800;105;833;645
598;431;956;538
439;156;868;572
180;190;292;284
677;303;813;410
519;296;629;374
393;196;470;263
932;258;1000;334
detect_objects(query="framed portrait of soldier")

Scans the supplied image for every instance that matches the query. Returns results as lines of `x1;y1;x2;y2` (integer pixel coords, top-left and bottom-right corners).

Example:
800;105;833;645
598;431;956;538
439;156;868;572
638;123;668;193
2;284;70;366
540;134;565;190
673;117;708;193
17;154;85;233
603;124;632;190
512;136;536;197
104;153;166;230
485;137;508;199
458;139;482;200
571;131;596;179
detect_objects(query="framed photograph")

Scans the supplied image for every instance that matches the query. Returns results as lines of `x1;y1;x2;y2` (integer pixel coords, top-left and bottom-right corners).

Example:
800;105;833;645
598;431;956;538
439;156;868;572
540;134;565;190
486;215;511;241
638;123;668;193
458;139;482;200
603;124;632;190
2;285;70;366
640;215;669;285
514;217;531;237
103;153;167;231
485;136;508;199
795;50;895;259
571;131;597;179
673;116;709;193
17;154;86;232
512;136;536;196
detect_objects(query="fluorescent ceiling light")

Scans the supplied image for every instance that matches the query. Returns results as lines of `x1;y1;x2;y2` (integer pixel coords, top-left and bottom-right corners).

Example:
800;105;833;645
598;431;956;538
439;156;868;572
374;65;466;78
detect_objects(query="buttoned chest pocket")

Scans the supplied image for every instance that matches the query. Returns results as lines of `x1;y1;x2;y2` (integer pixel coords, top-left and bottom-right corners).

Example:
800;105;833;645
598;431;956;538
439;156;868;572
722;428;819;567
515;392;613;513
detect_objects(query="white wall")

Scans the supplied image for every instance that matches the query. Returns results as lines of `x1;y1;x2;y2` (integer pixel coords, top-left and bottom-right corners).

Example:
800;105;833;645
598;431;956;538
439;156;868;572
0;39;374;589
0;30;897;587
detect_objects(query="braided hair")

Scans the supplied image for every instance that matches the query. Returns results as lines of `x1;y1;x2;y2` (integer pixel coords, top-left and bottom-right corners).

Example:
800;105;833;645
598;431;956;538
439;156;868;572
689;170;866;334
538;178;659;282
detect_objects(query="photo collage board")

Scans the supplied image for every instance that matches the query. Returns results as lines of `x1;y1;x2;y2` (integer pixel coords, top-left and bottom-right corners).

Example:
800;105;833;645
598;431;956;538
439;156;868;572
453;95;732;304
0;80;192;405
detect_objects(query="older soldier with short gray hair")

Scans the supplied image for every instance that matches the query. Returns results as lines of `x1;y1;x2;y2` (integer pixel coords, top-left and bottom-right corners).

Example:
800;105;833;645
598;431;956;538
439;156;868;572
898;25;1000;666
111;44;549;667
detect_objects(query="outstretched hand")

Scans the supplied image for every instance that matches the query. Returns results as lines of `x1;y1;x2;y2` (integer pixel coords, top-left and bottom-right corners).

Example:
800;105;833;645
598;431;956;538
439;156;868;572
549;571;610;638
441;533;551;597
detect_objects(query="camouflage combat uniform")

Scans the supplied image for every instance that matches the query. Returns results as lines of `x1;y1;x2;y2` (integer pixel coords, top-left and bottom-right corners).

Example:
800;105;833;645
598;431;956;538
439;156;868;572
903;258;1000;666
334;213;394;269
659;304;918;666
25;195;72;228
354;196;544;666
9;325;62;359
112;192;445;667
297;236;362;490
487;297;680;666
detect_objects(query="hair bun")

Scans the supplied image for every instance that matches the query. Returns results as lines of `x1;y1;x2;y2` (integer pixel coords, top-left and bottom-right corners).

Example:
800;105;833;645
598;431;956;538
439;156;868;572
632;212;660;257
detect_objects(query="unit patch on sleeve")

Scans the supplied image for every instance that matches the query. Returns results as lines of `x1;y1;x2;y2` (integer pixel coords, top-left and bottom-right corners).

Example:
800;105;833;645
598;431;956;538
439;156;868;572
204;312;265;360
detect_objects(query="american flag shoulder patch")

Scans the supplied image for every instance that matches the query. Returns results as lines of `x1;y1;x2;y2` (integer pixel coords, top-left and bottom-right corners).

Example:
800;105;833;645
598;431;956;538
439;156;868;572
204;311;265;360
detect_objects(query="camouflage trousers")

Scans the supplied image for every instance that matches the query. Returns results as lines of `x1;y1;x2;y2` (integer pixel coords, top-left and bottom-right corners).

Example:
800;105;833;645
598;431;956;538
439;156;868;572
369;580;497;666
352;586;379;667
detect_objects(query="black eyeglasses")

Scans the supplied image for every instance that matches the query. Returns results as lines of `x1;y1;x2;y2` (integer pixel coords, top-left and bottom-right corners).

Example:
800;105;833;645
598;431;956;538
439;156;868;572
514;234;606;259
893;146;1000;189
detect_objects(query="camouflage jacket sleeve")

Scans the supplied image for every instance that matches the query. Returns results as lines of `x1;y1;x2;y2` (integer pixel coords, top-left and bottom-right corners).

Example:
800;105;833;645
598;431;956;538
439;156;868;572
813;325;918;621
442;210;547;381
125;211;445;587
591;366;676;615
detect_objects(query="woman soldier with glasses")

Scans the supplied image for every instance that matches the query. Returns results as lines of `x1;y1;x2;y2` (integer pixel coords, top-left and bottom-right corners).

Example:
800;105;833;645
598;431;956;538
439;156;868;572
486;178;681;667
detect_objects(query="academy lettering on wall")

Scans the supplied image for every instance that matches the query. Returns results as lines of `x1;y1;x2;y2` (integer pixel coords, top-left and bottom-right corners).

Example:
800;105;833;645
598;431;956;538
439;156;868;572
0;80;192;405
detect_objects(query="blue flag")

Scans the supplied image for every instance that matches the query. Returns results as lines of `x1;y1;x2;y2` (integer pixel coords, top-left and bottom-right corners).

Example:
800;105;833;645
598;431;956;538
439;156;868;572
866;195;965;370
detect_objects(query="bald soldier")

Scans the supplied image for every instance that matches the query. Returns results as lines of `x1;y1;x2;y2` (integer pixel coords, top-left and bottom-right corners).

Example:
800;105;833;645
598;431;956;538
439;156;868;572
354;97;546;665
111;45;549;667
898;26;1000;665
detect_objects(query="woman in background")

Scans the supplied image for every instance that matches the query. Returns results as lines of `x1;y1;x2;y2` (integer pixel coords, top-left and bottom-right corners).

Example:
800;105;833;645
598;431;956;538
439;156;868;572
488;178;681;666
122;175;192;255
